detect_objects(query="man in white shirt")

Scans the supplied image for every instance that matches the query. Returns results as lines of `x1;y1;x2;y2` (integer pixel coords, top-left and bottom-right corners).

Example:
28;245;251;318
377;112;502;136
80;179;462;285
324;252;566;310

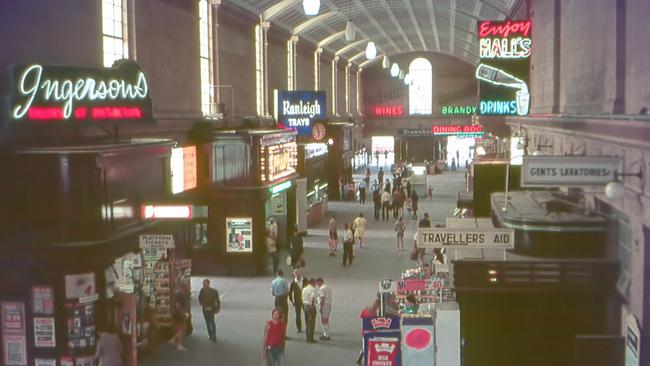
316;278;333;341
301;278;318;343
381;190;392;221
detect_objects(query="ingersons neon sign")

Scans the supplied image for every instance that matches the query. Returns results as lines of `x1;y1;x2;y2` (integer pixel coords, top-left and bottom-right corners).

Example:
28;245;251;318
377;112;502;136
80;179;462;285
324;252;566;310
7;60;153;122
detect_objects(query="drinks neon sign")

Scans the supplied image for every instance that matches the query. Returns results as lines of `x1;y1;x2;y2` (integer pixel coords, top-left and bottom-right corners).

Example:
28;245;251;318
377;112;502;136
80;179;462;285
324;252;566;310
7;60;153;122
476;20;531;116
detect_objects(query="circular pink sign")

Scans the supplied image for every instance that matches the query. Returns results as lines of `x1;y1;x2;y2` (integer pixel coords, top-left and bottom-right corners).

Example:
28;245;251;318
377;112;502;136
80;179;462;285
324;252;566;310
404;328;432;350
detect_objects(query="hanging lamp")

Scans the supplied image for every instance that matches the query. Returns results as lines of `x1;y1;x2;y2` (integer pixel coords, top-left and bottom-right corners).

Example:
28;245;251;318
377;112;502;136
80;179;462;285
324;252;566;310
303;0;321;16
365;41;377;60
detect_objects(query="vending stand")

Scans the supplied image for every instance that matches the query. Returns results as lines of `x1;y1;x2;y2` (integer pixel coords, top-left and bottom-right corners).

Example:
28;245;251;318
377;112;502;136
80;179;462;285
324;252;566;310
363;316;402;366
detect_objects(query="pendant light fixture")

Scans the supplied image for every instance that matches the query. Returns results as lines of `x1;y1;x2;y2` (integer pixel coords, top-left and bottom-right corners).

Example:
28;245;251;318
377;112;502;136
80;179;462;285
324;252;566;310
345;21;356;42
382;55;390;69
399;70;405;80
390;63;400;77
365;41;377;60
404;73;412;85
303;0;321;16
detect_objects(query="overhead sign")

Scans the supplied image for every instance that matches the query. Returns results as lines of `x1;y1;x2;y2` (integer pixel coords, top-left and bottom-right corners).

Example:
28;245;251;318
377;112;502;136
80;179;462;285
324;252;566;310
417;227;515;249
274;90;326;136
269;180;292;195
432;125;484;137
5;60;153;123
521;156;621;187
263;142;297;182
476;20;531;116
139;234;175;249
398;128;432;137
441;105;477;115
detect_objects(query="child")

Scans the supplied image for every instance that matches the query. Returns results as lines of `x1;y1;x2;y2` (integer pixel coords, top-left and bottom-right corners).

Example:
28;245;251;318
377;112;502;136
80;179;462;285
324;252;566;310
427;186;433;202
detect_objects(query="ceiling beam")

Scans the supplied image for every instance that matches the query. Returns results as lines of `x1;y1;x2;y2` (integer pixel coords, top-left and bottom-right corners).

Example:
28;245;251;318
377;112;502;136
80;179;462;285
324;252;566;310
318;30;346;47
348;51;367;63
359;53;383;69
262;0;300;21
335;39;368;56
477;0;509;16
350;0;402;54
465;2;481;59
378;0;415;51
292;11;338;35
450;0;456;54
402;0;427;51
426;0;441;51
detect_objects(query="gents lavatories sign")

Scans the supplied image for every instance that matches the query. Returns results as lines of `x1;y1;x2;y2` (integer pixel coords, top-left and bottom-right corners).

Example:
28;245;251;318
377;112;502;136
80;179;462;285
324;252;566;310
521;156;621;187
5;60;152;122
476;20;531;116
274;90;326;136
417;227;515;249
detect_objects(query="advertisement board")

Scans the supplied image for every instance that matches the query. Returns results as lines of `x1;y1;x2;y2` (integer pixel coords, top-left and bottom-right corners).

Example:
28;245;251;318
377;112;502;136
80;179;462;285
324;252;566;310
274;90;326;136
171;146;197;194
226;218;253;253
417;227;514;249
33;317;56;347
476;20;531;116
4;60;153;123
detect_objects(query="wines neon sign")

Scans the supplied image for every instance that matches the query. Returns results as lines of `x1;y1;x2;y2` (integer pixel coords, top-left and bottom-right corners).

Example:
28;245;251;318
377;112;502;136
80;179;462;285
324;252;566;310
371;104;404;117
7;60;153;122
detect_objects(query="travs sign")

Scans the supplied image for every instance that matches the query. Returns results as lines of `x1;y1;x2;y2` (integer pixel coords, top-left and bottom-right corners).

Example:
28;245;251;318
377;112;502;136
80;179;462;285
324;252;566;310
476;20;531;116
274;90;326;136
4;59;153;123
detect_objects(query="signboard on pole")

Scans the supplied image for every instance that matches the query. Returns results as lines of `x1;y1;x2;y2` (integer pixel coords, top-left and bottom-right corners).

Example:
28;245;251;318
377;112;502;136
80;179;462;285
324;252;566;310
521;156;621;187
139;234;175;249
417;228;514;249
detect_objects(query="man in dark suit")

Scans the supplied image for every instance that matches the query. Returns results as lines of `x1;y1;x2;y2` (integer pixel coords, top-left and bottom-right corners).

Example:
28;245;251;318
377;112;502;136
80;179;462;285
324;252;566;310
289;269;307;333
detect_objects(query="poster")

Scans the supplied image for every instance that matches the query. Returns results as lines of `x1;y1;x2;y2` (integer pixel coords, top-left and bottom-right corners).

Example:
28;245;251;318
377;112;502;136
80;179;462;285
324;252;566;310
226;217;253;253
33;317;56;347
75;356;95;366
60;357;74;366
1;302;25;332
64;273;96;299
35;359;56;366
367;337;401;366
32;286;54;315
2;334;27;365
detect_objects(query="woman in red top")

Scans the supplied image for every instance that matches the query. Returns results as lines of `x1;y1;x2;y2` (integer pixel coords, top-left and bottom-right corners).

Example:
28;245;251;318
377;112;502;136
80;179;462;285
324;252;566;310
262;308;287;366
356;299;380;365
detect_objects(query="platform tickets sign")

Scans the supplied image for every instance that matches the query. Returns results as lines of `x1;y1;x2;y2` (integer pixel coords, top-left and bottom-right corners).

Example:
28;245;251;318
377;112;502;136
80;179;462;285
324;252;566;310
417;228;514;249
521;156;621;187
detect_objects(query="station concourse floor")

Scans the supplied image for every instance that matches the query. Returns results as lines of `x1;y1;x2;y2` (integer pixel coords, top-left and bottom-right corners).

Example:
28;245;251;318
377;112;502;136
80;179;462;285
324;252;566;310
142;168;467;366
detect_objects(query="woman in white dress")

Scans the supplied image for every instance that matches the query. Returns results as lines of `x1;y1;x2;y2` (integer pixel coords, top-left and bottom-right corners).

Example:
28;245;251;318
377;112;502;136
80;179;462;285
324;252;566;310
352;213;367;248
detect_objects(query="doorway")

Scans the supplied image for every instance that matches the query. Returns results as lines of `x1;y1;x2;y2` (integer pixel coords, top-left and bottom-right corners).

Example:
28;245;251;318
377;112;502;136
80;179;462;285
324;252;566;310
371;136;395;168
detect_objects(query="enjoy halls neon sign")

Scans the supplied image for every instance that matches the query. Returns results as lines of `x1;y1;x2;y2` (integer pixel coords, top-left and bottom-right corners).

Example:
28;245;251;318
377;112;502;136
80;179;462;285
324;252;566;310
7;60;153;122
479;21;531;59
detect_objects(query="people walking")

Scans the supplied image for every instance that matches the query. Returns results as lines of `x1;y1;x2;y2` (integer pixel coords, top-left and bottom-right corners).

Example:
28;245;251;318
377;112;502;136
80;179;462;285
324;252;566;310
377;167;384;189
288;269;306;333
392;189;402;219
316;278;333;341
381;189;391;221
262;308;287;366
94;323;124;366
328;214;338;256
358;179;367;205
267;217;279;274
342;223;355;266
373;187;381;220
290;225;304;269
364;168;371;189
302;278;318;343
394;216;406;251
170;282;190;351
353;213;367;248
427;185;433;201
411;190;419;219
271;270;290;328
414;213;432;265
198;279;221;342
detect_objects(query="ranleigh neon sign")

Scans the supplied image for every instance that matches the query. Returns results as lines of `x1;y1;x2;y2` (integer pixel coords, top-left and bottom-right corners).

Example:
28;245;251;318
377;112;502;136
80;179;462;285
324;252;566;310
7;60;152;122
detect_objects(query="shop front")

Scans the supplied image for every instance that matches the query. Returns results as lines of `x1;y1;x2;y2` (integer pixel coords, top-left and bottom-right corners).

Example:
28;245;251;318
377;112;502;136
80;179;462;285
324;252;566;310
298;143;329;228
192;130;298;276
327;122;354;200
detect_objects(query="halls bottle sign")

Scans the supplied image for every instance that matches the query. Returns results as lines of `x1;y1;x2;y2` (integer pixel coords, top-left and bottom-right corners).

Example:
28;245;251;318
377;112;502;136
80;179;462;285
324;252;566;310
3;59;153;123
476;20;531;116
274;90;326;137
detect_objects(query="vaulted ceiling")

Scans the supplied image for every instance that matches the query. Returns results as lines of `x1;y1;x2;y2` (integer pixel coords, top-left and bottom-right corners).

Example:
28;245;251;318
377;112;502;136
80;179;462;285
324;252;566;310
225;0;520;68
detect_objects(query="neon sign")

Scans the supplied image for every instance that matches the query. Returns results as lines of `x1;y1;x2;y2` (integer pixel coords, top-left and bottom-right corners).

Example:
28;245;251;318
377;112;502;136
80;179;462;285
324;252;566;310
6;60;152;122
476;20;531;116
263;142;297;182
371;104;404;117
431;125;484;137
441;105;477;115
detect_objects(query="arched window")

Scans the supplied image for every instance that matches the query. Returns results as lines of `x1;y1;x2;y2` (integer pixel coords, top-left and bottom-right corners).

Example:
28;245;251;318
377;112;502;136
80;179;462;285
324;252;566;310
408;58;432;115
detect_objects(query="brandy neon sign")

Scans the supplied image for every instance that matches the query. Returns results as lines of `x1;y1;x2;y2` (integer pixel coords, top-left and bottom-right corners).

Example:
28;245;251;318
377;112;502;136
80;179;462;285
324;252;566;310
7;60;153;122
